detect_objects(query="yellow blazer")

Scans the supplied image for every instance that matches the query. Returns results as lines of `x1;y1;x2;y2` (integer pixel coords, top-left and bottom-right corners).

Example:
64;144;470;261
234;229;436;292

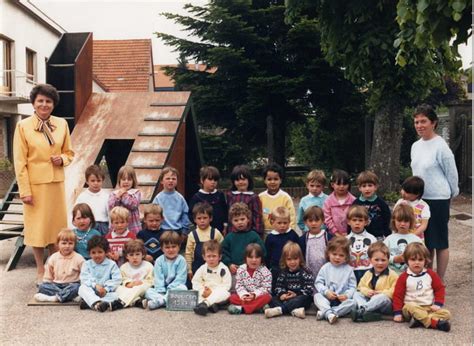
13;115;74;197
357;268;399;299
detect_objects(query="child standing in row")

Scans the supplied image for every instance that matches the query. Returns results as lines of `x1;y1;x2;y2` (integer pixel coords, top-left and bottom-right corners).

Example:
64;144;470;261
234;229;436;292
228;243;272;315
76;165;109;235
192;240;231;316
299;206;329;278
72;203;101;259
323;170;356;237
188;166;228;233
145;231;188;310
108;165;141;235
259;163;296;236
314;237;357;324
265;242;314;319
226;165;264;236
34;229;84;303
137;204;165;262
297;170;328;232
352;171;391;240
106;207;136;266
384;204;423;274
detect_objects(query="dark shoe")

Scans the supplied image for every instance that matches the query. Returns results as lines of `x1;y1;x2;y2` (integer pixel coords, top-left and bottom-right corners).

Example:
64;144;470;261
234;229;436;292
110;299;124;311
436;320;451;332
208;303;220;313
134;298;147;309
408;317;423;328
79;299;89;310
361;311;383;322
194;303;208;316
94;301;109;312
351;306;363;322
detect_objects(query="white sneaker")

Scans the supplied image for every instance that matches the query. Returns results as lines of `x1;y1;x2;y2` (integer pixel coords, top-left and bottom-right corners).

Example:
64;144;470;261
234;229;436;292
72;296;82;303
328;313;338;324
264;307;283;318
291;307;306;319
34;293;59;302
316;310;324;320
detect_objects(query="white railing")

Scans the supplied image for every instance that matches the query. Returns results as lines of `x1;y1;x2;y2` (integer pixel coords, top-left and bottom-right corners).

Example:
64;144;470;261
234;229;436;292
0;70;37;99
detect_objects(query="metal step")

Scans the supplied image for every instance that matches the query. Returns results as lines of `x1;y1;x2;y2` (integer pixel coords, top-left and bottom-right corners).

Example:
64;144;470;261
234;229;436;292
0;220;24;225
0;210;23;215
137;132;175;137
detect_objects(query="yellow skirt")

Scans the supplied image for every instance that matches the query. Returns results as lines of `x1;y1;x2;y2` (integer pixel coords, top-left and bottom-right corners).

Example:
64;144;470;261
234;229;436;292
23;182;67;247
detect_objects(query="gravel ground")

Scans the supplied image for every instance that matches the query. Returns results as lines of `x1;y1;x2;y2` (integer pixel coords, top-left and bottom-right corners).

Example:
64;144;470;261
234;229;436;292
0;197;472;345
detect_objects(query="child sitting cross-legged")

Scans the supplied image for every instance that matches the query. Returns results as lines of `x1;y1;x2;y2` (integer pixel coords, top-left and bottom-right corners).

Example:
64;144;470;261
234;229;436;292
106;206;137;267
393;242;451;332
34;229;85;303
145;231;188;310
314;237;357;324
78;235;122;312
351;241;399;322
227;243;272;315
264;242;314;319
108;239;154;311
192;240;231;316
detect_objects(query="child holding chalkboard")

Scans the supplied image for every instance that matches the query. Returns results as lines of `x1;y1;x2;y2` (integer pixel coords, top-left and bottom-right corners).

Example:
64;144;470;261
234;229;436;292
192;240;231;316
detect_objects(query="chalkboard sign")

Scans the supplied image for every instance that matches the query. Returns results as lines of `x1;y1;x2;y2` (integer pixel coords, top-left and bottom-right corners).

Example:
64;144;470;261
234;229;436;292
166;290;199;311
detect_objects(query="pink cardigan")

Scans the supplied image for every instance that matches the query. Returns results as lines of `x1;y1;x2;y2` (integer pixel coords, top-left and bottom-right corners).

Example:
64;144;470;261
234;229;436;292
323;192;356;236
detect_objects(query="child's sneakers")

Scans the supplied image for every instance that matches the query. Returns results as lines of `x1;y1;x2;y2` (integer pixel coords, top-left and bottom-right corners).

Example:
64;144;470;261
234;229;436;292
291;307;306;319
148;297;165;311
227;304;242;315
72;296;82;303
408;317;423;328
208;303;220;313
79;299;89;310
351;306;382;322
316;310;324;320
264;307;283;318
194;302;209;316
93;301;109;312
134;298;148;309
327;313;338;324
34;293;59;302
435;320;451;332
110;299;125;311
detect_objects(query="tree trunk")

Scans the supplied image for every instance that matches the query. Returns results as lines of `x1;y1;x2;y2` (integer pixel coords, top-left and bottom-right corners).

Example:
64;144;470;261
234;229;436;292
369;103;404;194
266;113;286;167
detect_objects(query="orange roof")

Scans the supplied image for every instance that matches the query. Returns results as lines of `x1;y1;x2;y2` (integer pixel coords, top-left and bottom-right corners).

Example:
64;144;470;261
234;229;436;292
93;39;152;91
154;64;216;89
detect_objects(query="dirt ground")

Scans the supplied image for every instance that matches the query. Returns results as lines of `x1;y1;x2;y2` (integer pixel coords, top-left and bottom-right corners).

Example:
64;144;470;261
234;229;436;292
0;196;472;345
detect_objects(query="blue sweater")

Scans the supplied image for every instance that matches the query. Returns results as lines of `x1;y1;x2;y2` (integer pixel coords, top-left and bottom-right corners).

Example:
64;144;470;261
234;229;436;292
153;190;190;233
80;258;121;292
315;262;356;298
297;193;328;231
265;229;300;269
188;190;228;232
152;254;187;293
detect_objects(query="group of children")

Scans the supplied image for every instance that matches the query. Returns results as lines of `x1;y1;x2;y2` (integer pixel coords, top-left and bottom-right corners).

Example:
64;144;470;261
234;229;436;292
33;162;451;332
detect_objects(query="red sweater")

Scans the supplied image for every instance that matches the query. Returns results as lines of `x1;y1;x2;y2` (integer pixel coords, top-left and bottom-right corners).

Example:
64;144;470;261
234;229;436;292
392;268;445;315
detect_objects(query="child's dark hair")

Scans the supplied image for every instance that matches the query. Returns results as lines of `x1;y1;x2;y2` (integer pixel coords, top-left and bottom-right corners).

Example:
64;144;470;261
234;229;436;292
262;163;284;180
124;239;146;258
347;205;369;221
230;165;254;191
279;241;305;269
87;235;109;252
403;242;431;265
367;241;390;259
160;231;181;246
202;239;222;256
200;166;220;182
192;202;213;219
244;243;264;263
117;165;137;188
85;164;105;180
391;204;415;232
356;170;379;186
303;206;324;222
401;176;424;199
330;169;351;189
228;202;252;222
325;237;350;262
72;203;96;229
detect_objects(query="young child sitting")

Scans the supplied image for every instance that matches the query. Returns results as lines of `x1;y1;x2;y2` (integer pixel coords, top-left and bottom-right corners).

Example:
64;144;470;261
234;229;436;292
299;206;329;278
314;237;357;324
227;243;272;315
185;203;224;278
145;231;187;310
34;229;85;303
264;242;314;319
352;170;391;240
152;166;190;239
393;243;451;332
108;165;141;235
192;240;231;316
137;204;166;262
76;164;109;235
188;166;228;234
226;165;264;236
109;239;154;310
395;176;430;239
106;206;137;266
221;203;265;277
297;169;328;232
323;169;356;237
384;204;423;274
72;203;101;259
259;163;296;236
265;206;299;287
78;235;122;312
352;242;399;322
346;206;377;283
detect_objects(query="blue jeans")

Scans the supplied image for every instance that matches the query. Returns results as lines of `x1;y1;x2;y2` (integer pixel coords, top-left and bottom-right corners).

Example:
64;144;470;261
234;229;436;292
38;282;80;302
314;292;356;318
270;294;312;315
353;292;392;314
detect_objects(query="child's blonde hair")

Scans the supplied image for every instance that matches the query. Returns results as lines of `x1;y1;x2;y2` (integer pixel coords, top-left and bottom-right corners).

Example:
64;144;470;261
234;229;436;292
124;239;146;257
110;206;130;222
391;204;415;232
403;242;431;265
347;205;369;221
57;228;76;244
305;169;327;186
159;166;179;182
117;165;137;188
270;206;290;222
143;204;163;219
279;241;305;269
228;202;251;221
325;237;350;263
367;241;390;260
160;231;181;246
356;170;379;186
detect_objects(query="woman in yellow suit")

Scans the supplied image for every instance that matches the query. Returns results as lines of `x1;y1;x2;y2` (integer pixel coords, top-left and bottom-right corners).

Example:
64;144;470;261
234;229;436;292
13;84;74;283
